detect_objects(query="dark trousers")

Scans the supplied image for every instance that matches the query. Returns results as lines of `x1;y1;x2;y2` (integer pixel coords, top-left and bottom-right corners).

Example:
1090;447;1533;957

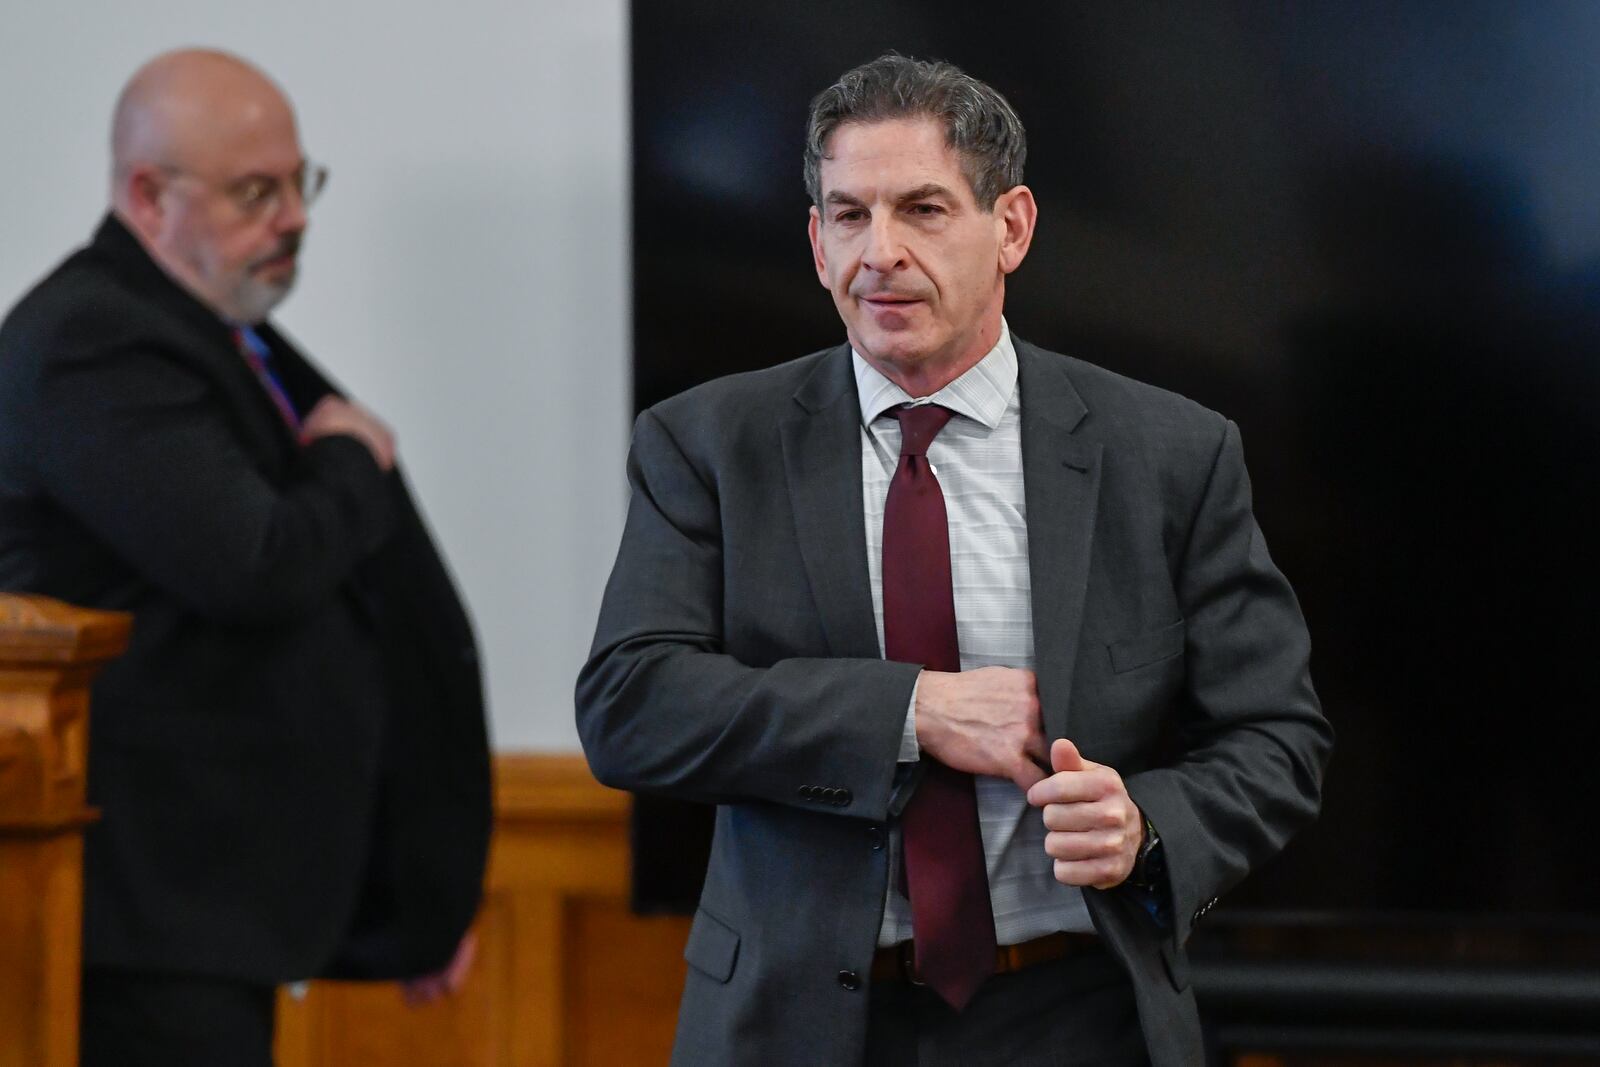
80;968;278;1067
864;943;1150;1067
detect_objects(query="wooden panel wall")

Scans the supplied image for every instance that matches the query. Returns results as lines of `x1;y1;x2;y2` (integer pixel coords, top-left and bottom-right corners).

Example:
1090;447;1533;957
274;754;690;1067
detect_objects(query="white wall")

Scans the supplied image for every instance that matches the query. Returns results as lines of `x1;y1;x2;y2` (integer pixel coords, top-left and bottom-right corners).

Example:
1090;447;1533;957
0;2;630;749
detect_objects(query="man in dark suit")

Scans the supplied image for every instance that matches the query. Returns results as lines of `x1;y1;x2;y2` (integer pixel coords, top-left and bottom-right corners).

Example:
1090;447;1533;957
0;49;490;1065
577;55;1332;1066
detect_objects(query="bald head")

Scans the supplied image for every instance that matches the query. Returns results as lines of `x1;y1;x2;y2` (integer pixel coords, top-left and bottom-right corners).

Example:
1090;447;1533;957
111;49;295;197
109;49;311;323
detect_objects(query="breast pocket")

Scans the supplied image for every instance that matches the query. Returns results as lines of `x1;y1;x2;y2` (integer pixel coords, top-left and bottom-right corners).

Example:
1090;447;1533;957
1107;618;1186;674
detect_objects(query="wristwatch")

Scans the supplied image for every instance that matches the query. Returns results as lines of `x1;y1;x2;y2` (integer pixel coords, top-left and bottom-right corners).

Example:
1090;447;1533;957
1126;816;1166;891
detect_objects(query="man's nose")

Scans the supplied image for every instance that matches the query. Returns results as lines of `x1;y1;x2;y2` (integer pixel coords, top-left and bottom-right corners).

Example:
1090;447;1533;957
274;183;309;233
861;216;906;273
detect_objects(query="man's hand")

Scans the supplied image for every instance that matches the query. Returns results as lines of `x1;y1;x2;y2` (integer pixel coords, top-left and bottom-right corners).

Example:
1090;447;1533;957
401;929;477;1007
1026;738;1143;890
914;666;1049;791
300;395;396;471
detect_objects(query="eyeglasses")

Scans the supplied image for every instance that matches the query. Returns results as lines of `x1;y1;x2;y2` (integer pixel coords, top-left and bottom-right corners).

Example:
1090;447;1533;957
162;160;330;220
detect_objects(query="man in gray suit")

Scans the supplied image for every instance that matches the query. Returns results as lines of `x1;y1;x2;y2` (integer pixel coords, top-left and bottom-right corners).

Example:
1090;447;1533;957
577;54;1332;1066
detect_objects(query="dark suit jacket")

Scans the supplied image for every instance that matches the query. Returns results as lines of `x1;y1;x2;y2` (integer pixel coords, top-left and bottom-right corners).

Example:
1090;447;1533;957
577;340;1333;1067
0;215;491;983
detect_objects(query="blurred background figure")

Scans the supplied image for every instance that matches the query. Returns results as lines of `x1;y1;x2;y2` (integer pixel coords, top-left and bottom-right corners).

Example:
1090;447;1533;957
0;49;490;1067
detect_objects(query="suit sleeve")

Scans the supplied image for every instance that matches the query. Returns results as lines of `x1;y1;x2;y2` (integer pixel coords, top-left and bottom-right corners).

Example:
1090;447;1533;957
576;408;921;819
34;340;393;624
1121;418;1333;946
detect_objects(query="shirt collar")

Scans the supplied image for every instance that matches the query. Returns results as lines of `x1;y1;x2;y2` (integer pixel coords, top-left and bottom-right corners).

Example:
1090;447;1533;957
851;320;1017;431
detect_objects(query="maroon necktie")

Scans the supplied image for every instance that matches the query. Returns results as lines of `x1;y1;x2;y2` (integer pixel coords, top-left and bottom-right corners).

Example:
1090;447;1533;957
882;403;996;1010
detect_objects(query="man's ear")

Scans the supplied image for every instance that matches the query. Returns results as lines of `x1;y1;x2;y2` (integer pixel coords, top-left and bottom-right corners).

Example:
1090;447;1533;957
807;205;830;288
120;164;168;236
995;185;1038;275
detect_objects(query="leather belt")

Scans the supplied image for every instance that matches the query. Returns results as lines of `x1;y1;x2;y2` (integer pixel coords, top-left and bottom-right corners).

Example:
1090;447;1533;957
870;931;1100;985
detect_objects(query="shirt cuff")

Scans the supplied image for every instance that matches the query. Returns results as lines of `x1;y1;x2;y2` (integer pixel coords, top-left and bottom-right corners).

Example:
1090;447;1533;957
899;673;921;762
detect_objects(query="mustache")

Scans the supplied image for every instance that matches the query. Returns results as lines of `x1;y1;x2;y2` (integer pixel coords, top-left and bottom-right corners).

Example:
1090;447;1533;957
251;234;302;268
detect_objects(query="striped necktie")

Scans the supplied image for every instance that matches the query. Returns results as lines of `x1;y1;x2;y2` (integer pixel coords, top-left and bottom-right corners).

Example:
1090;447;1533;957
232;325;301;431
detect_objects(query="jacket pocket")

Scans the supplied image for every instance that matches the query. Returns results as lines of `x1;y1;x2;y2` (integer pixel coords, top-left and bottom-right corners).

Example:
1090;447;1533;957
683;907;740;984
1107;618;1185;674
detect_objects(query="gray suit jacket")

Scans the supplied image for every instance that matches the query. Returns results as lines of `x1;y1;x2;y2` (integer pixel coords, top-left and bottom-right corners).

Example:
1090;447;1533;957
576;339;1332;1067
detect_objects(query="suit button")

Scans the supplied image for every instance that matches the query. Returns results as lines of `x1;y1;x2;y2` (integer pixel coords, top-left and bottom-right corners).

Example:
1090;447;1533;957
797;786;811;800
837;970;861;991
868;826;884;850
834;788;853;806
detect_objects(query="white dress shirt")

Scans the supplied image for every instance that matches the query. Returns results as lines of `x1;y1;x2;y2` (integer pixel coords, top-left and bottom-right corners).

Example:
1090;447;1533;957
857;322;1095;947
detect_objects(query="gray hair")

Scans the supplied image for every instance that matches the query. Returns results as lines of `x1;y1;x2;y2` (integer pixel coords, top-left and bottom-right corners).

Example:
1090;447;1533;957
803;54;1027;210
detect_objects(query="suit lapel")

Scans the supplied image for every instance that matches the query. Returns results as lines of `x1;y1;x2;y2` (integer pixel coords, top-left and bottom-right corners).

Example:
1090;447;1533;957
1016;341;1102;741
196;328;303;462
92;215;300;460
257;322;340;410
780;348;883;659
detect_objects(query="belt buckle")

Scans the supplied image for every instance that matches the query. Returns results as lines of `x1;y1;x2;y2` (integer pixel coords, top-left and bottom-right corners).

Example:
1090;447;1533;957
897;941;925;986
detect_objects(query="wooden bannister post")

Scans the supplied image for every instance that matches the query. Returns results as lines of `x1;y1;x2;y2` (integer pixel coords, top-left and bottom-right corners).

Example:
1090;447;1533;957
0;594;130;1067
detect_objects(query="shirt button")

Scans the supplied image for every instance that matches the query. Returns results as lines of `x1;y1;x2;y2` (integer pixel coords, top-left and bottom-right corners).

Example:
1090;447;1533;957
837;970;861;991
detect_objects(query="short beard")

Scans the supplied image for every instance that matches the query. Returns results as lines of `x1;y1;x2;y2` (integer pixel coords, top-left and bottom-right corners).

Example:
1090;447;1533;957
229;270;296;324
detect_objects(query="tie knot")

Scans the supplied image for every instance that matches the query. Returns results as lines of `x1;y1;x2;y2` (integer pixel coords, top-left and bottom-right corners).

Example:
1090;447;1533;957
892;404;954;457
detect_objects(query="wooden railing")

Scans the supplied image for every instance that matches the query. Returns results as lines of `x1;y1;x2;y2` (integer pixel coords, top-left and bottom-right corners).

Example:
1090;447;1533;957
0;594;130;1067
